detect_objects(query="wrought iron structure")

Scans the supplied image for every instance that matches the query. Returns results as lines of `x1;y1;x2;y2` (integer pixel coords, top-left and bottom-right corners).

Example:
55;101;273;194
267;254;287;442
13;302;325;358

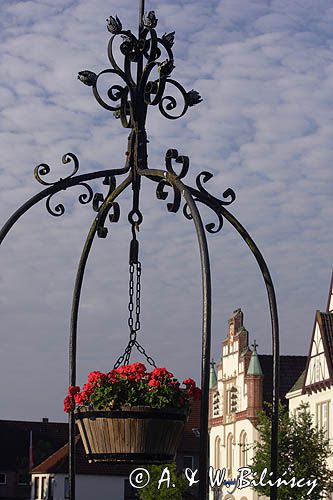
0;1;280;499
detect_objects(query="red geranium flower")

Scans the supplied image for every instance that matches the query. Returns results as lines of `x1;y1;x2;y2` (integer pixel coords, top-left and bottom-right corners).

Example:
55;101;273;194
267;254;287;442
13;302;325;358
74;391;88;406
148;378;160;388
68;385;80;397
151;367;173;379
183;378;196;389
64;395;73;413
189;387;201;401
87;371;107;385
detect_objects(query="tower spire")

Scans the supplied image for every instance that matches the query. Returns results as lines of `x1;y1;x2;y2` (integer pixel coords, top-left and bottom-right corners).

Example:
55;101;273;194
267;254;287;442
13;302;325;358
209;359;217;388
248;340;263;376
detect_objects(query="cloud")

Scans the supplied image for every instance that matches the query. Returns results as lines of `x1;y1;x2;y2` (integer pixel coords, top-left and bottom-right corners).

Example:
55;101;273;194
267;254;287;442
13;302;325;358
0;0;332;421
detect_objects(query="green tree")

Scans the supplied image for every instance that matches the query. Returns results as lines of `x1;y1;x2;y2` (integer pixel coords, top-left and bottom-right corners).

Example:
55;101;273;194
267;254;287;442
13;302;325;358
251;402;333;499
137;463;189;500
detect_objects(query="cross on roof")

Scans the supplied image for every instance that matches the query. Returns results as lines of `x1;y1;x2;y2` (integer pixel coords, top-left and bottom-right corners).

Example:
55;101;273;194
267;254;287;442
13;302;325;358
252;339;258;352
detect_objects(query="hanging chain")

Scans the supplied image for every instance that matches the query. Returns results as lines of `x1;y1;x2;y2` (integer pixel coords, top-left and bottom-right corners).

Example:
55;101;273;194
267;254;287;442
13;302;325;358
128;261;141;334
114;259;156;368
113;175;156;369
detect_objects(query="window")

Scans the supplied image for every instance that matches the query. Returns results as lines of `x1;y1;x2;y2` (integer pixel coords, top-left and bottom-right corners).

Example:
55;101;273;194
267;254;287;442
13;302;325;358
316;401;330;438
0;473;6;485
224;380;238;416
183;455;194;470
64;477;69;499
192;428;200;438
213;391;221;416
34;477;40;499
315;358;322;382
239;432;248;467
227;433;233;475
215;436;221;470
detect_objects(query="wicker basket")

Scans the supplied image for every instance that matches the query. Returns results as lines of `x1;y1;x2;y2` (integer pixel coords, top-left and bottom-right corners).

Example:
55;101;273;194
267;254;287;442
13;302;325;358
75;406;188;463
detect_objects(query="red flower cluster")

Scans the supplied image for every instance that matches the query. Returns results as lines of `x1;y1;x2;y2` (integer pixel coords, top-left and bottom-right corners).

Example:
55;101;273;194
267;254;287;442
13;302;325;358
64;363;201;413
147;367;174;388
116;362;146;381
63;385;80;412
183;378;201;401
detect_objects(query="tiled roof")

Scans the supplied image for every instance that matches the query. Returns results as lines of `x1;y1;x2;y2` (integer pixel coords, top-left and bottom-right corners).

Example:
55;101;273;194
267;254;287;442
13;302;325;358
32;401;201;475
258;355;307;405
326;271;333;313
288;369;306;393
0;419;68;469
178;399;200;452
32;437;133;476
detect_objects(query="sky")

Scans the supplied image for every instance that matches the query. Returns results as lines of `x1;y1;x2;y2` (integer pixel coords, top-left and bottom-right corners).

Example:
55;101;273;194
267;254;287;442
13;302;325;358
0;0;332;422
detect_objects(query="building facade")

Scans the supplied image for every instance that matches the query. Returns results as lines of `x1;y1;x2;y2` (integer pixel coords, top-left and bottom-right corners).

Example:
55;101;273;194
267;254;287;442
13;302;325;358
209;308;306;500
286;273;333;494
0;418;68;500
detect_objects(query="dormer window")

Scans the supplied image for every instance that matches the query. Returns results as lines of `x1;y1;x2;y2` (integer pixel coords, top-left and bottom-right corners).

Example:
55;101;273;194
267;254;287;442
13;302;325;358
213;391;221;416
229;386;238;413
225;381;238;415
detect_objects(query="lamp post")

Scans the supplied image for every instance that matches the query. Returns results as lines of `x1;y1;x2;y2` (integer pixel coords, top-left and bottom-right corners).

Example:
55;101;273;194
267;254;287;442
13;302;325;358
0;2;280;499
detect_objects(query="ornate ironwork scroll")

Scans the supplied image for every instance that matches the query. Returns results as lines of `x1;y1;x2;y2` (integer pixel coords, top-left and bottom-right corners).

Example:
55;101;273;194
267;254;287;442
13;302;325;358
0;4;280;500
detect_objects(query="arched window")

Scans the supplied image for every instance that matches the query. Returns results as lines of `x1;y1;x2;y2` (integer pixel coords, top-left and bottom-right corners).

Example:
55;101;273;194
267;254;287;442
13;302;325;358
239;431;248;467
215;436;221;469
227;433;233;474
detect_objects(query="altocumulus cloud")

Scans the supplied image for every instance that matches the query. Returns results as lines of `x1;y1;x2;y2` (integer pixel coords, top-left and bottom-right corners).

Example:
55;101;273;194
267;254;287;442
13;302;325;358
0;0;332;420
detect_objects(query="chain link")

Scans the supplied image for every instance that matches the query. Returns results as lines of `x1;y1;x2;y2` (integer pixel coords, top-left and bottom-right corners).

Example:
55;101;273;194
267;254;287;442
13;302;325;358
134;340;156;367
128;262;141;334
114;259;156;369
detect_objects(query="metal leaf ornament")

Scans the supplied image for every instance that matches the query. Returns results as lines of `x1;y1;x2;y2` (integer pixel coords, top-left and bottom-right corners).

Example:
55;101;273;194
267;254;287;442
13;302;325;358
143;11;158;29
78;71;97;87
162;32;175;48
186;89;202;107
107;15;122;35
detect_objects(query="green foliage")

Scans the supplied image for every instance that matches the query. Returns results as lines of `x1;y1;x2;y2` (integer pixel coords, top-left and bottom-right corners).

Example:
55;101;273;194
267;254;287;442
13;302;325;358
251;402;333;499
137;463;189;500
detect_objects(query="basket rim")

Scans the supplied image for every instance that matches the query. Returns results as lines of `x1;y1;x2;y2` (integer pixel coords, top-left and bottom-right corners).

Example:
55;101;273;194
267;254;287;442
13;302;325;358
74;405;188;421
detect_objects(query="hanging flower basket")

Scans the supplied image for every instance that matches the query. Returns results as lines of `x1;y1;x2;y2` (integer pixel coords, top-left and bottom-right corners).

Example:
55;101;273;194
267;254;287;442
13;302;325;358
75;405;187;463
64;363;201;464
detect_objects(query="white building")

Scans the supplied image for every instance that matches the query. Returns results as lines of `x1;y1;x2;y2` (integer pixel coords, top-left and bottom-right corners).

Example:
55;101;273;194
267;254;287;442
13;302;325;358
30;438;126;500
286;272;333;484
209;308;306;500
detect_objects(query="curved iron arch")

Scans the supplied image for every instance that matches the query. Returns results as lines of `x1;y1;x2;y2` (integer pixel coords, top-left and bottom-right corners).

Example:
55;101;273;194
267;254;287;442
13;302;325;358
0;4;280;500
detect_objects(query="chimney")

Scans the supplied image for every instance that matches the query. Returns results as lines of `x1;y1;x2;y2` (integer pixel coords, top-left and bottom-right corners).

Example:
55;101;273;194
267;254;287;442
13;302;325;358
42;417;49;423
